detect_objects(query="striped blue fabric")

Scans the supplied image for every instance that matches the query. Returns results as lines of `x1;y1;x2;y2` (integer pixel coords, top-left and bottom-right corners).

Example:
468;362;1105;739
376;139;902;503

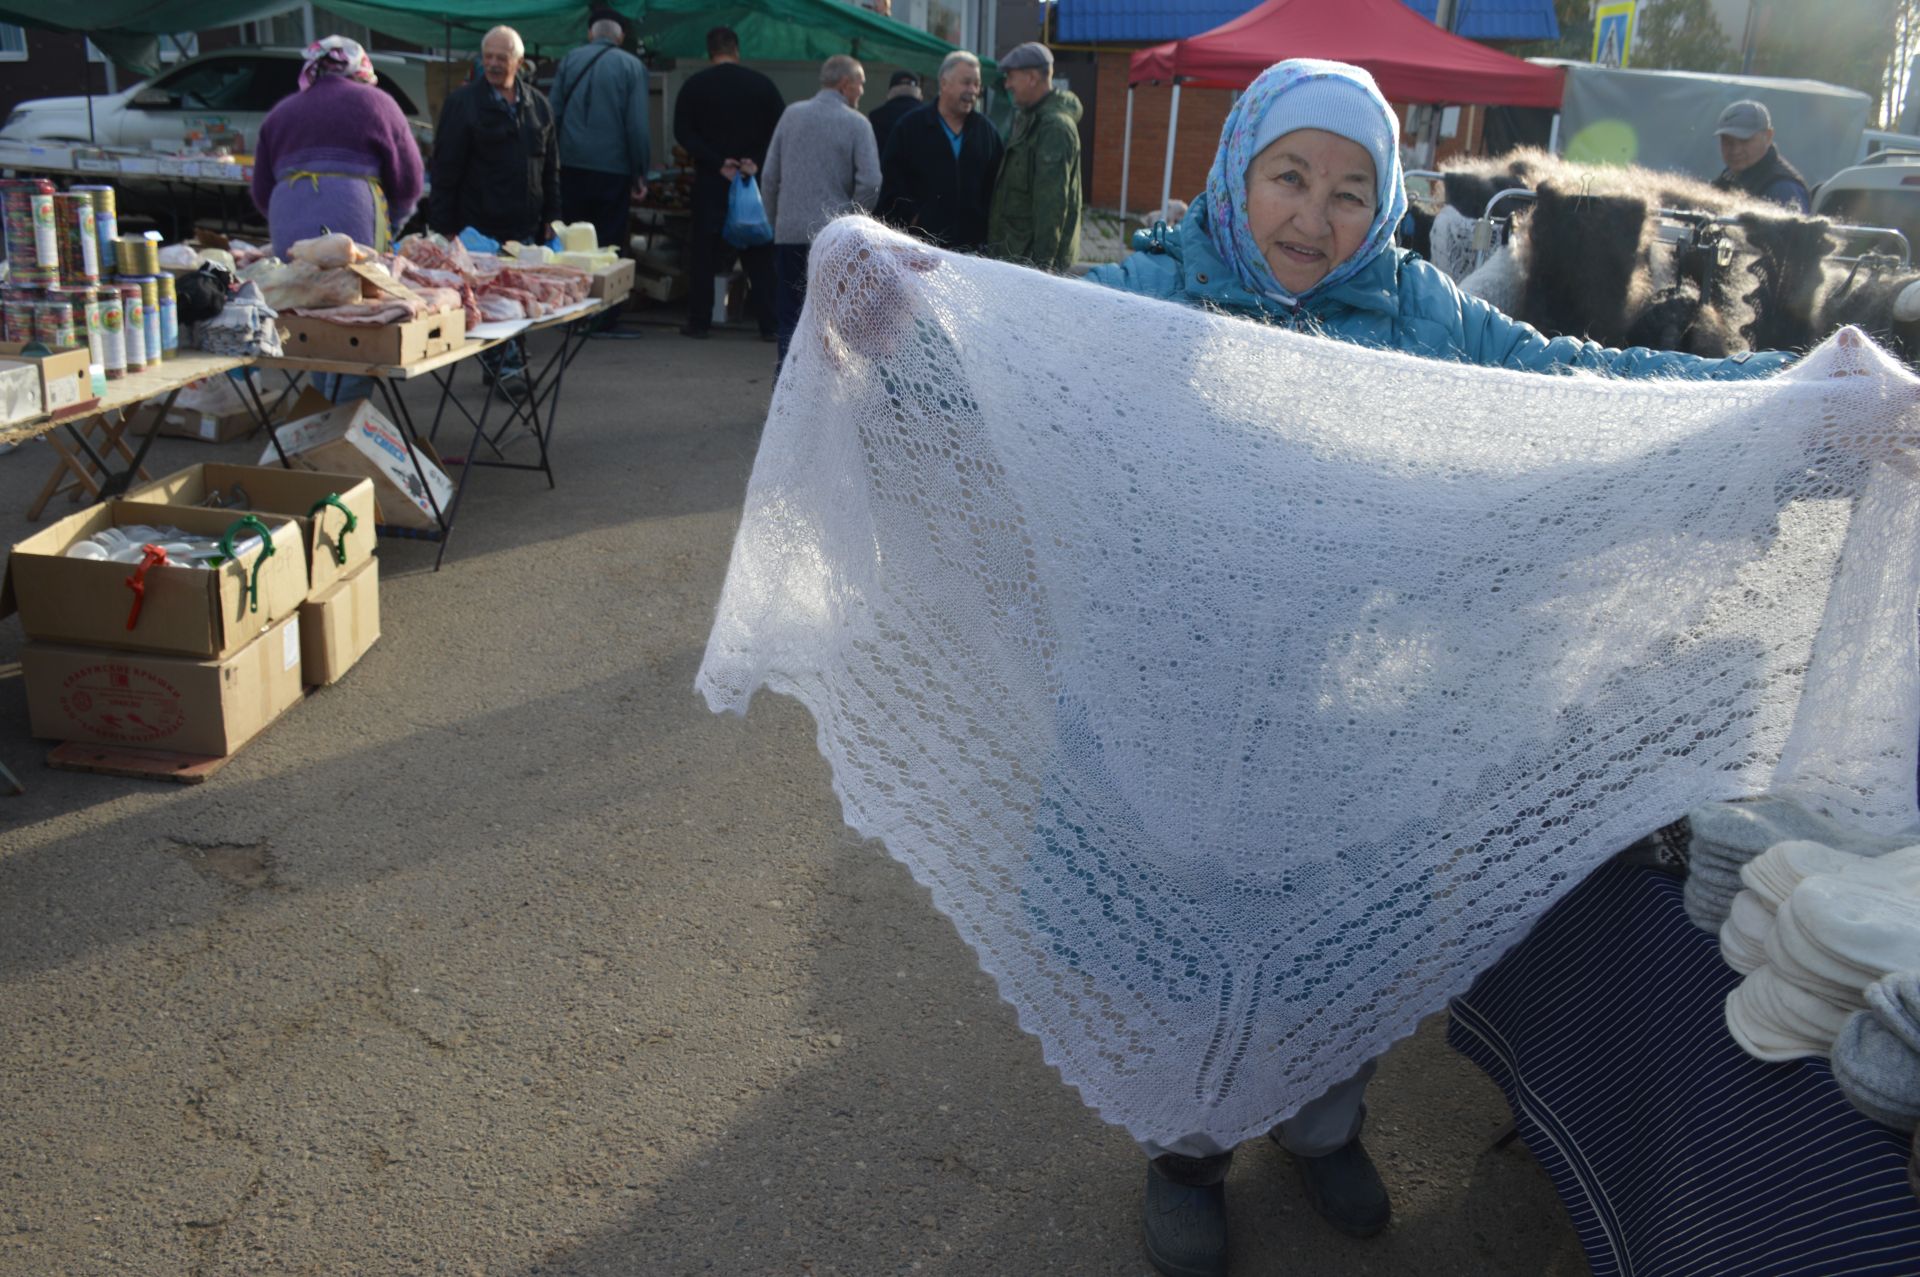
1052;0;1559;43
1450;863;1920;1277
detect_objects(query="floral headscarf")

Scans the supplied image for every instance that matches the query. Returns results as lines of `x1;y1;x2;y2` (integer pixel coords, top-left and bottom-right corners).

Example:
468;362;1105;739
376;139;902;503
300;36;377;91
1203;59;1408;306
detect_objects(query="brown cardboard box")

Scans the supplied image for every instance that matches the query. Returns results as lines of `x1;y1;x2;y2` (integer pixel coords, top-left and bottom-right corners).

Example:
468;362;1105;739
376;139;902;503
157;406;256;443
1;501;308;659
22;612;305;757
126;462;377;596
0;341;93;419
258;395;455;532
277;308;464;367
299;555;379;686
589;258;635;302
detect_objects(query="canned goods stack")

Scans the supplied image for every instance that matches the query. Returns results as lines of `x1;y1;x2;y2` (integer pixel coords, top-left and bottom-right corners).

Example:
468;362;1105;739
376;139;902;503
52;191;98;287
125;276;162;363
119;283;146;373
72;185;117;275
0;178;58;288
63;284;106;370
156;272;178;356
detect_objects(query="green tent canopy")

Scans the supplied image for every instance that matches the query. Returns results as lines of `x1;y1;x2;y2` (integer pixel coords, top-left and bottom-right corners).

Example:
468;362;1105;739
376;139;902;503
0;0;986;76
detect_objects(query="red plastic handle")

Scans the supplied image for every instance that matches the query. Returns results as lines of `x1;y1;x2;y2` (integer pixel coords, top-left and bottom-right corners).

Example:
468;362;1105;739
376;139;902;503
123;544;170;630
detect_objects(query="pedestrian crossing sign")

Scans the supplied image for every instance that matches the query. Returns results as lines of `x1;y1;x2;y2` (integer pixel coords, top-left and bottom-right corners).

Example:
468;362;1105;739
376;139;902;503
1593;1;1636;68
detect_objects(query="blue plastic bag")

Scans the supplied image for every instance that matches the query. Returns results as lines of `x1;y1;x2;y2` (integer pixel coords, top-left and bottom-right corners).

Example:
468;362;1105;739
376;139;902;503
723;174;773;249
457;226;501;254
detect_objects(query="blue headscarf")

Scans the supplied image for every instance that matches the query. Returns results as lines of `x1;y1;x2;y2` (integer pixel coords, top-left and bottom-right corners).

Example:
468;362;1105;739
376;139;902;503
1203;60;1408;305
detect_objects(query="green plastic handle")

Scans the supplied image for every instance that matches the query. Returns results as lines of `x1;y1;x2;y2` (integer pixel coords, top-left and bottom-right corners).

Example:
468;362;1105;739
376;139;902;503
220;515;276;614
308;494;357;566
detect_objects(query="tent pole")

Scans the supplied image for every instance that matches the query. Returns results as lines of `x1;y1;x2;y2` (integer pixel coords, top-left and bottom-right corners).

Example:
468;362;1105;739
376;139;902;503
1119;85;1134;219
1159;80;1181;216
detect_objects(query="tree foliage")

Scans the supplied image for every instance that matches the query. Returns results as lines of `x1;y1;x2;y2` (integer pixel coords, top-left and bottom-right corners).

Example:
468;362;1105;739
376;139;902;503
1634;0;1737;73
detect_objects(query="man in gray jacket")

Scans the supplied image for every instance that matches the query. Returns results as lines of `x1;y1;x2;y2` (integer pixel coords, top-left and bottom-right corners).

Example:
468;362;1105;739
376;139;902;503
552;13;651;258
760;54;882;364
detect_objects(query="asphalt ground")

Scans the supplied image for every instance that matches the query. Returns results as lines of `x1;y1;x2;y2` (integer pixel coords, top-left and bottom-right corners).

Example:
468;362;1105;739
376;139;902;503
0;314;1587;1276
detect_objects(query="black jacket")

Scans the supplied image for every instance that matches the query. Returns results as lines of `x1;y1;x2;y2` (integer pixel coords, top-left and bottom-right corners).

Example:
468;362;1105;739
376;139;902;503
876;103;1004;253
429;78;560;243
1713;145;1811;213
867;95;920;161
672;61;786;203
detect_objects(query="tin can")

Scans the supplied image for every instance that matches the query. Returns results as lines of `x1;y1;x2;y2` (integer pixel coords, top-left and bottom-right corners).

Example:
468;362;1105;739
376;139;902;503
120;284;147;373
2;288;37;343
156;271;178;355
72;184;117;274
0;178;58;285
53;192;98;286
34;298;76;349
70;285;106;372
135;276;162;363
99;286;125;379
117;236;159;277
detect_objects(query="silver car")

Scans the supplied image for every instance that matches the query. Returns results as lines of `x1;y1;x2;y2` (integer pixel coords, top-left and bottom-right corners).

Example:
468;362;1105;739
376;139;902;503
1;46;433;153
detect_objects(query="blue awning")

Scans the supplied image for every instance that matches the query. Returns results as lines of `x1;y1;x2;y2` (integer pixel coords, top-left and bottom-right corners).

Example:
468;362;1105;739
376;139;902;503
1054;0;1559;44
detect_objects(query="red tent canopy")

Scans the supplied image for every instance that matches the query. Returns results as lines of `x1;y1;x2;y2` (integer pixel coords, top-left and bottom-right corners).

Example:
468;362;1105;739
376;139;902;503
1127;0;1566;108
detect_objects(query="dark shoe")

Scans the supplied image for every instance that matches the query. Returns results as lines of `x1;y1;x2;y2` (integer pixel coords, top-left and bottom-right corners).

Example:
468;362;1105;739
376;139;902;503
1290;1138;1390;1237
679;323;710;339
1142;1157;1228;1277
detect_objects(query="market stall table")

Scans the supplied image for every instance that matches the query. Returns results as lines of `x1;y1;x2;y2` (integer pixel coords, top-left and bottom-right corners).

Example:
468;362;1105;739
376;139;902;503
3;350;253;518
251;296;614;569
1449;860;1920;1277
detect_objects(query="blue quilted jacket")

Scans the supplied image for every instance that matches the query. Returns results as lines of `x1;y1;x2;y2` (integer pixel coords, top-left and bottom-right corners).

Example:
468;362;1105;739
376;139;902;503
1085;195;1791;381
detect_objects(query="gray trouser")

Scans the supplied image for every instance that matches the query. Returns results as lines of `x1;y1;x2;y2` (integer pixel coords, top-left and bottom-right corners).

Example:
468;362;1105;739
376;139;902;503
1143;1058;1377;1167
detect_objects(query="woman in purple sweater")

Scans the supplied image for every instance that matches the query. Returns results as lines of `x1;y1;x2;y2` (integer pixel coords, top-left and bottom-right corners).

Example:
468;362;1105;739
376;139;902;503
250;37;424;257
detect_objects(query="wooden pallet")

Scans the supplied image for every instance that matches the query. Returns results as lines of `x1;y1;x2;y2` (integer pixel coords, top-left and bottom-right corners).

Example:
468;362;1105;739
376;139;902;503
47;741;232;784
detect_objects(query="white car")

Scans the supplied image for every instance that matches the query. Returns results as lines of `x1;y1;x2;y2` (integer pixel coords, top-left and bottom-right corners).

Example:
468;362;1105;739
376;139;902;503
1814;150;1920;263
0;46;433;154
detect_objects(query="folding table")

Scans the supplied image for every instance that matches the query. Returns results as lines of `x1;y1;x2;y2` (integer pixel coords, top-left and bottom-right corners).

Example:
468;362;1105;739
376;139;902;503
250;297;613;569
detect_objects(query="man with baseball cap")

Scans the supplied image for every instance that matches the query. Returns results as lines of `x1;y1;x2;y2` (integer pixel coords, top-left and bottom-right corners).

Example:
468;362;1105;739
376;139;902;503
986;42;1084;272
869;70;923;160
1711;100;1810;213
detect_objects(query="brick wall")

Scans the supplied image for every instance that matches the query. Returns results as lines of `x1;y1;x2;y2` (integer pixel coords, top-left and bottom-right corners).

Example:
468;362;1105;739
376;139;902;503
1088;52;1231;212
0;32;112;126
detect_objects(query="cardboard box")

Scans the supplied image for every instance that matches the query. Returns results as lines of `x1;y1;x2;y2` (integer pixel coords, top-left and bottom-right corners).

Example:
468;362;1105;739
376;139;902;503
278;308;464;367
299;555;379;686
156;406;253;442
633;266;686;303
126;461;377;596
1;501;308;659
260;396;455;532
0;358;43;427
22;613;305;757
589;258;635;303
0;341;93;419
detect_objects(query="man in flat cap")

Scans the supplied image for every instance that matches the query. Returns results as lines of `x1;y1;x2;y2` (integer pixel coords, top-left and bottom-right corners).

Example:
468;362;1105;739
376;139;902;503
1711;100;1810;213
868;70;923;161
986;42;1083;272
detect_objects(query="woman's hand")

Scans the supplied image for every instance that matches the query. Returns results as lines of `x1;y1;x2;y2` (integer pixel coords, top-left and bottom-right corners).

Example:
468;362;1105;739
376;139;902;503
808;226;941;368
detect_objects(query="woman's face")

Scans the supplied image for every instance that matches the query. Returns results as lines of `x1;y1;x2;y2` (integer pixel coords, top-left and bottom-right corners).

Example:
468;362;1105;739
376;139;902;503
1243;128;1379;295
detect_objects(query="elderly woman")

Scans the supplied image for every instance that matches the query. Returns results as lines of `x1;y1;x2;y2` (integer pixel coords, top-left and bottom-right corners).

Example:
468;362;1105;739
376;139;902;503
1083;60;1790;1277
1089;60;1788;380
250;37;423;259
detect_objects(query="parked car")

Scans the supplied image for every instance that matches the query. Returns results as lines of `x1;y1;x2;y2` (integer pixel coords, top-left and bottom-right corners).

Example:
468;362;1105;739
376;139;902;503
1814;150;1920;263
0;46;433;154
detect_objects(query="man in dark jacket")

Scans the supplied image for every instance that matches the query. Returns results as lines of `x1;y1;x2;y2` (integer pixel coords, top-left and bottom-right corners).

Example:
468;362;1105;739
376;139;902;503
867;70;922;159
429;25;560;244
1711;100;1811;213
672;26;785;339
876;50;1004;253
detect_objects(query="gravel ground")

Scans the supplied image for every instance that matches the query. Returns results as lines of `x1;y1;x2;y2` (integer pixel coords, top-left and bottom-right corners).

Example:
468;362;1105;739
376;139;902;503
0;314;1586;1276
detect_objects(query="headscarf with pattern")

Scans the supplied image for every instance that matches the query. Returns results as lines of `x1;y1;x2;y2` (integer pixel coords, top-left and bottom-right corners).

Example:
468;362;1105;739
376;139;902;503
1203;59;1407;306
300;36;377;91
